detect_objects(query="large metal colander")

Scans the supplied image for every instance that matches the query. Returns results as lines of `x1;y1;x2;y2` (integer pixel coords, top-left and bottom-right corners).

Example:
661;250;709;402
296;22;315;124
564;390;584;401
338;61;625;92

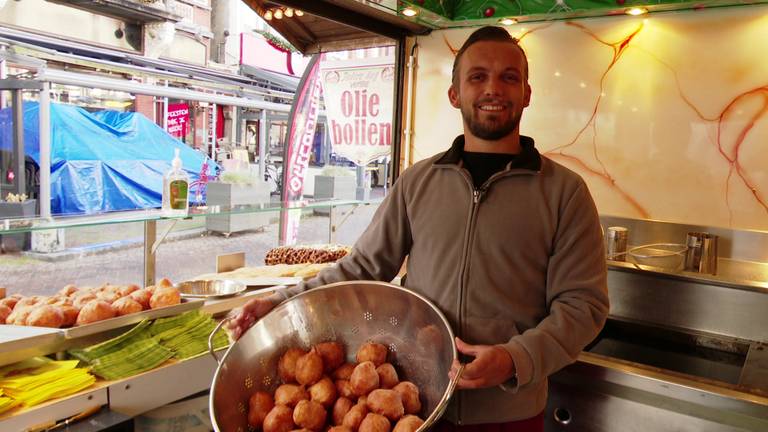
209;281;460;432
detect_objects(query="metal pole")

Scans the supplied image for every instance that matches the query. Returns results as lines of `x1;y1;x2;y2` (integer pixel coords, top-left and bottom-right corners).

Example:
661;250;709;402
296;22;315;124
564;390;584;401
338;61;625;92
211;103;217;161
163;80;169;130
259;109;267;178
0;59;6;109
11;89;25;196
143;220;157;288
39;82;51;218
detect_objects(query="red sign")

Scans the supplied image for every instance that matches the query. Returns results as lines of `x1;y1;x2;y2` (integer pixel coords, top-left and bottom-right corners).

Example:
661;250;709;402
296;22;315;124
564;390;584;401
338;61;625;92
167;103;189;138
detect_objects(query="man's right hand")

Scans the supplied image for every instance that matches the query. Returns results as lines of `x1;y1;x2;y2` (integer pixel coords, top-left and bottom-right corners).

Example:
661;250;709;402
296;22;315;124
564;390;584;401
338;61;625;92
224;296;280;340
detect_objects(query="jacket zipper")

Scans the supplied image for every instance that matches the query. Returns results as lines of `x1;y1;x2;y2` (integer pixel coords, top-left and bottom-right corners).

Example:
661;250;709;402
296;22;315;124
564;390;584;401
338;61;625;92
453;168;487;424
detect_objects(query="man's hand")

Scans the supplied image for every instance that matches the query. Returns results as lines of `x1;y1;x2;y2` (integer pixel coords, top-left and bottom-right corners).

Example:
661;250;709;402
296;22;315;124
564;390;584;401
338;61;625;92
224;296;279;340
448;337;515;389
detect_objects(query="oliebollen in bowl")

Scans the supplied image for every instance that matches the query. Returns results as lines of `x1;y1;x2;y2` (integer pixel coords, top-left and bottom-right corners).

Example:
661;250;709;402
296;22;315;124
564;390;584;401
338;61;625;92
208;281;461;432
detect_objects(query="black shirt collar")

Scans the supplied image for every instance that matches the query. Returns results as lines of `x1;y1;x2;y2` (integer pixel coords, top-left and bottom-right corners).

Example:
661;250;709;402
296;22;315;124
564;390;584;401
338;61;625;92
434;135;542;171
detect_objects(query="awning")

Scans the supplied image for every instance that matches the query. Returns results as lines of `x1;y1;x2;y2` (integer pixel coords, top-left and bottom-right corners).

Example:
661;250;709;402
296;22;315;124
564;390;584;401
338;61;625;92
0;25;296;107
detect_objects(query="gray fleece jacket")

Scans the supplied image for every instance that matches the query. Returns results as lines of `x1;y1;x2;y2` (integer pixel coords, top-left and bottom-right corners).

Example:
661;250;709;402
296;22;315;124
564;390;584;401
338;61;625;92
278;135;609;424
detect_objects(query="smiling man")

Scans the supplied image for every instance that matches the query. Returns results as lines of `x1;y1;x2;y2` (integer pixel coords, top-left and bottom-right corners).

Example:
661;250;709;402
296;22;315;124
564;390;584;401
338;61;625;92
229;27;609;432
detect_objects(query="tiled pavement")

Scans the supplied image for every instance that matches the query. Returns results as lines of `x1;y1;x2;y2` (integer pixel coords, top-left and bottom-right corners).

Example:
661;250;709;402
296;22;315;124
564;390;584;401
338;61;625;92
0;204;380;297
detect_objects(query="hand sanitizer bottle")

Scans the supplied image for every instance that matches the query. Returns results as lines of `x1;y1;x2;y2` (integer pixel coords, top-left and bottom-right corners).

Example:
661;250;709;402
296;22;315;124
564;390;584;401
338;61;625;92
162;148;189;217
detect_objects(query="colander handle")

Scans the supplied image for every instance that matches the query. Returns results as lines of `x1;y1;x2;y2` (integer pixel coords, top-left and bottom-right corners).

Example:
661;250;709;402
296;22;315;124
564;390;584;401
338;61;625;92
420;363;465;430
208;317;231;364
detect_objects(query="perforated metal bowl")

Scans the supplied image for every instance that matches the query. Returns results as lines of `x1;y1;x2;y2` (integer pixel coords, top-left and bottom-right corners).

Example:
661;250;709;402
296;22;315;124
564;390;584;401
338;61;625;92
209;281;460;432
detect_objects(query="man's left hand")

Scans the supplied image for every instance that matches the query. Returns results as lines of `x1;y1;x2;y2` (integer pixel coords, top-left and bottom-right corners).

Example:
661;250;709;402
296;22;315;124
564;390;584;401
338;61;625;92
448;337;515;389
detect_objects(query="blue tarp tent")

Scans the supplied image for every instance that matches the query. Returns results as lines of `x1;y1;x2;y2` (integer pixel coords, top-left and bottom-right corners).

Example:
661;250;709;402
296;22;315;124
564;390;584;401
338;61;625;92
0;102;218;215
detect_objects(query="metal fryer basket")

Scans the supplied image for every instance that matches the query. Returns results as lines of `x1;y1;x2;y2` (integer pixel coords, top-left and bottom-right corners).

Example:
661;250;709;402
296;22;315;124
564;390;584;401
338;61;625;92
209;281;459;432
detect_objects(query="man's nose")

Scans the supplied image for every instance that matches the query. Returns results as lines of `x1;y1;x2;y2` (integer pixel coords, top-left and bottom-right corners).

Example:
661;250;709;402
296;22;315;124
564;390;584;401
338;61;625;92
482;77;503;96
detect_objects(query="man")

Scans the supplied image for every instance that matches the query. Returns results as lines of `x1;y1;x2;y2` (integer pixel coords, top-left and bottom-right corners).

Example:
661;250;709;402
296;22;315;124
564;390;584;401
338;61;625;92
229;26;609;431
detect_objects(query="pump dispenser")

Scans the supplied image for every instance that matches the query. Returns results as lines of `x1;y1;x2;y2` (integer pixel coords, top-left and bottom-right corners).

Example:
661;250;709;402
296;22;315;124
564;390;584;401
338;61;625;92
162;148;190;217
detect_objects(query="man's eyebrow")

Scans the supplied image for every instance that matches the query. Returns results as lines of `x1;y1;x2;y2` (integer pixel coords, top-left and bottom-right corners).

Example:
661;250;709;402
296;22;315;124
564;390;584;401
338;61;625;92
465;66;488;75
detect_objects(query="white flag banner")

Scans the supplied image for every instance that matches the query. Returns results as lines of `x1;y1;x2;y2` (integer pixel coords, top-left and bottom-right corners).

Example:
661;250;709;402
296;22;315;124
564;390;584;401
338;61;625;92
320;56;395;166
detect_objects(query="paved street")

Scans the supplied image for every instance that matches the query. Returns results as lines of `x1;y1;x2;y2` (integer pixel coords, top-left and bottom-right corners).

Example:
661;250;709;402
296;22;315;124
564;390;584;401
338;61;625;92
0;203;381;297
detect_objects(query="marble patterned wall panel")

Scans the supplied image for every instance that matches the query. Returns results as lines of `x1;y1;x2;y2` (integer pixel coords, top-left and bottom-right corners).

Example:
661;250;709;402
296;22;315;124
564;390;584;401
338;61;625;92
412;6;768;231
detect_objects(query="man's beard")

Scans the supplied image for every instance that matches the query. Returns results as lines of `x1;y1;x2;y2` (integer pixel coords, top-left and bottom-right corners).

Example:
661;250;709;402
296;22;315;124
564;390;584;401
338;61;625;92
461;104;521;141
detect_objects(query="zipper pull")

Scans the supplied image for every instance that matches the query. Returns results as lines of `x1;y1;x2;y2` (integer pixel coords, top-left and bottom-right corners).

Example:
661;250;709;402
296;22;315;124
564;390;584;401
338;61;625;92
473;189;485;204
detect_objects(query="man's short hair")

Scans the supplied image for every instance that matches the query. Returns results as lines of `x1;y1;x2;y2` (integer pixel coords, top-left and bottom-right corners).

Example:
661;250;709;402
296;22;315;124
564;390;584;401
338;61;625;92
451;26;529;87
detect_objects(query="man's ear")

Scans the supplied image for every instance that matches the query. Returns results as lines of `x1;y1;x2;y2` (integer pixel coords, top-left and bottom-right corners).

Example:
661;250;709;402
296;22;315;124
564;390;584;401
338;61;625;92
523;83;531;108
448;85;460;109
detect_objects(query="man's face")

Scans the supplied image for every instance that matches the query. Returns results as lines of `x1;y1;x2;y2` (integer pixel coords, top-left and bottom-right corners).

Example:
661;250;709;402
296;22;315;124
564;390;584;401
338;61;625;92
448;41;531;141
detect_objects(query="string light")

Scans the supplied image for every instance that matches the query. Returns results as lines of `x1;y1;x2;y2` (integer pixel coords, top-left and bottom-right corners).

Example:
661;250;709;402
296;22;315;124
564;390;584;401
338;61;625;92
263;7;304;20
402;7;418;17
499;18;518;26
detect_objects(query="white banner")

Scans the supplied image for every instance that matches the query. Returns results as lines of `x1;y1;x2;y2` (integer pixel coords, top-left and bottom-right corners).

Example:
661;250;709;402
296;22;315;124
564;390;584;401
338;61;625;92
320;56;395;166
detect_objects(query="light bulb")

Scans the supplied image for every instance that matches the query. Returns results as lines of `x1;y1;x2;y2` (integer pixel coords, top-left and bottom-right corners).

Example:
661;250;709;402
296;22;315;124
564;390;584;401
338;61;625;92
274;9;283;19
295;10;304;16
499;18;518;26
402;7;418;17
285;8;294;17
626;7;648;16
264;10;272;20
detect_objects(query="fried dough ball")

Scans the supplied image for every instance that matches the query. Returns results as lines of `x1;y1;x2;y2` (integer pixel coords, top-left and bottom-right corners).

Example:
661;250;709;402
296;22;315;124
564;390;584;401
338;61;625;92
359;413;391;432
392;382;421;415
0;297;18;310
6;306;33;325
73;293;98;309
76;300;116;325
263;405;295;432
149;287;181;309
328;427;353;432
26;305;65;328
129;289;152;310
59;305;80;327
342;402;369;431
313;342;346;373
309;376;337;407
112;297;143;316
336;379;355;399
97;290;122;304
0;304;12;324
274;384;309;408
16;296;42;309
118;284;140;297
295;350;324;386
279;348;307;383
293;400;326;431
350;361;379;396
248;391;274;429
157;278;174;289
376;364;399;389
393;415;424;432
367;389;404;421
332;397;354;426
58;284;80;297
356;343;388;367
333;363;356;380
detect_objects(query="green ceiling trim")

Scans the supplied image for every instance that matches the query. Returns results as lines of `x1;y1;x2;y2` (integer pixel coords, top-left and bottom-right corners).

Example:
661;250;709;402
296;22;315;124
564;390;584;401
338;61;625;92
400;0;768;26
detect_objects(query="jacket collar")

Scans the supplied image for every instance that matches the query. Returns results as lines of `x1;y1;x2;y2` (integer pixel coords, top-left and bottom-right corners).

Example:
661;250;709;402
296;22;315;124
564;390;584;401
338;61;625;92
434;134;542;171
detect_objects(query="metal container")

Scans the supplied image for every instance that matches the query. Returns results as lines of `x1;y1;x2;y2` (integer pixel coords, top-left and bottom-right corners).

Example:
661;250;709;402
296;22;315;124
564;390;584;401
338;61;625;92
208;281;461;432
684;232;719;274
606;226;629;261
176;279;246;298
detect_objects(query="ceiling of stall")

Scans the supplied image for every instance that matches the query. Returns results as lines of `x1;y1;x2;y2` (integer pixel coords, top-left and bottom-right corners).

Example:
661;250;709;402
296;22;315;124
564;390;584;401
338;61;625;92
243;0;768;54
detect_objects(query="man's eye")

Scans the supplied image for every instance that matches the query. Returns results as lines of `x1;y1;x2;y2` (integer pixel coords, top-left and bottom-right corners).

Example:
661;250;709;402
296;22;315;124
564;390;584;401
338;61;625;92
504;74;519;82
469;74;484;81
